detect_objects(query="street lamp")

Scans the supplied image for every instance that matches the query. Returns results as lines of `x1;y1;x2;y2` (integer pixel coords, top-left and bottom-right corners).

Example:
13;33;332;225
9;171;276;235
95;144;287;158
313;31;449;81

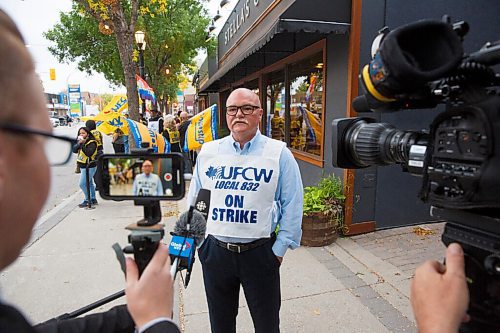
220;0;230;9
135;30;147;115
213;10;222;22
208;19;216;33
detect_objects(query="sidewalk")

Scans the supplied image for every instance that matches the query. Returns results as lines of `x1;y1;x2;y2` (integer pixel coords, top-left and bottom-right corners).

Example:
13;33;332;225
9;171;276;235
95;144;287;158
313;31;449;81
0;190;445;332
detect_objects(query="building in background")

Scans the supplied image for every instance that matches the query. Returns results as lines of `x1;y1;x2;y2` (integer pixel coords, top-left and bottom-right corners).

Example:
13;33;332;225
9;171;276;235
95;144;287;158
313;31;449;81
194;0;499;233
45;92;69;116
45;89;103;118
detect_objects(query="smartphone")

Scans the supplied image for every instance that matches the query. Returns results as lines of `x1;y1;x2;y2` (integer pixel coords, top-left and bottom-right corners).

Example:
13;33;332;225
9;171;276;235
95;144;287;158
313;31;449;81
99;153;185;201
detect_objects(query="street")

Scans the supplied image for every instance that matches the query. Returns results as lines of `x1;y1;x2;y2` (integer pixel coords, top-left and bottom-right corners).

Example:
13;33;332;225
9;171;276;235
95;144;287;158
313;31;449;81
0;187;445;332
38;124;114;226
0;122;445;333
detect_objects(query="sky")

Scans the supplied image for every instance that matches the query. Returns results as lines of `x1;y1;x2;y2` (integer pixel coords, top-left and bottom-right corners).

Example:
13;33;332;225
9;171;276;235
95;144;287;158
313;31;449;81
1;0;233;95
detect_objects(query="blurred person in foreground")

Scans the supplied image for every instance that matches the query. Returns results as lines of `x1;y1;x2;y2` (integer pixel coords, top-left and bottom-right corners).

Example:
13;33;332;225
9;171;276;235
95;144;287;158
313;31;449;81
188;88;303;332
0;9;179;333
411;242;470;333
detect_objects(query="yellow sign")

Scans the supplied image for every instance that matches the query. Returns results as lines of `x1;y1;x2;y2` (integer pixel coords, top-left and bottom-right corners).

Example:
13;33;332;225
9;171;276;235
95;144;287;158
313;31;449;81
49;68;56;81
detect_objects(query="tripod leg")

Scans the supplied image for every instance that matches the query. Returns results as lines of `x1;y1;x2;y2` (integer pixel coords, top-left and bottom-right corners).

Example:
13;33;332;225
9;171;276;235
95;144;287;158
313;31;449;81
53;289;125;320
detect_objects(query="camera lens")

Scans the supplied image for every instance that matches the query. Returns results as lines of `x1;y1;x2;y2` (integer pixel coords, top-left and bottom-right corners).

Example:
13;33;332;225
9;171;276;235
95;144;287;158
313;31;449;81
344;119;426;168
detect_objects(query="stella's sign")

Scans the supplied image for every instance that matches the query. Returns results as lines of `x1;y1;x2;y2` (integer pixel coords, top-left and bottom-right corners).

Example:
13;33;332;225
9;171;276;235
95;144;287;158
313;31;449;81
223;0;265;46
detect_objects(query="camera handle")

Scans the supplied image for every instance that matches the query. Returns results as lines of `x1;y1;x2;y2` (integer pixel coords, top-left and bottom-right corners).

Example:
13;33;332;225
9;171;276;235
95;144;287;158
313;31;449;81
432;207;500;332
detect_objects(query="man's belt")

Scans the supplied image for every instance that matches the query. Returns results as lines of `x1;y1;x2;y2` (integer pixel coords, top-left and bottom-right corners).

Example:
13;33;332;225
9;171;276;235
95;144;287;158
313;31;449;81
212;234;275;253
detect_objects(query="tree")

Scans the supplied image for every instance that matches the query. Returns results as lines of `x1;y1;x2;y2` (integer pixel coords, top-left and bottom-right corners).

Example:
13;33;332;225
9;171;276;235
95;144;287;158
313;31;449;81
139;0;214;113
45;0;213;121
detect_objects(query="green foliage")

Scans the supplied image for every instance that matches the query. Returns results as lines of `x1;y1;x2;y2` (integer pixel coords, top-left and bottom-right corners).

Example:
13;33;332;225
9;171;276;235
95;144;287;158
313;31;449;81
45;0;212;102
303;175;345;226
44;5;124;86
100;93;114;107
139;0;212;102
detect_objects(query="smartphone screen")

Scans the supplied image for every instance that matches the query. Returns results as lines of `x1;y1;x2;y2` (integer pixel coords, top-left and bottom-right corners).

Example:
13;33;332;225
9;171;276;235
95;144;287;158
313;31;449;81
99;153;185;200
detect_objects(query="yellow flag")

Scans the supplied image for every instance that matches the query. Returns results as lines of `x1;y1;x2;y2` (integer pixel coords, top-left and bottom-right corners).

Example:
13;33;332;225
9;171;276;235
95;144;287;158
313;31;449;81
94;112;129;135
102;95;128;114
184;104;218;151
92;94;129;135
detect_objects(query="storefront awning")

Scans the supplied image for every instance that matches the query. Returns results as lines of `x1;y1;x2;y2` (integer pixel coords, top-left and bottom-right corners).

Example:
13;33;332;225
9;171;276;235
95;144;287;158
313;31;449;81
199;18;349;92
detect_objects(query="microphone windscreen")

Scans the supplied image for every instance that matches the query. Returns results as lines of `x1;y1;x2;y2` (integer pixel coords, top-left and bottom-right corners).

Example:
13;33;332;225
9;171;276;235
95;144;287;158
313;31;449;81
379;20;462;89
174;209;207;245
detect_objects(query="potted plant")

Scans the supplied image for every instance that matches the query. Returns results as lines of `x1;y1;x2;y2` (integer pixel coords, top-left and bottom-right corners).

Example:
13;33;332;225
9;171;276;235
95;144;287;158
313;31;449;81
302;174;346;247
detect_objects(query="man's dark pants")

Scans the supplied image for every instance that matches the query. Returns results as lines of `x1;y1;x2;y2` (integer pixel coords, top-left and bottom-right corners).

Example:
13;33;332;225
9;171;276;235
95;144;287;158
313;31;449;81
198;235;281;333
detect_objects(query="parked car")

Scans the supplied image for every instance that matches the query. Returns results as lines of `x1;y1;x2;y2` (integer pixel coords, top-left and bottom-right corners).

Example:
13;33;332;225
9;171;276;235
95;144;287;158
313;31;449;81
50;117;60;127
58;117;67;126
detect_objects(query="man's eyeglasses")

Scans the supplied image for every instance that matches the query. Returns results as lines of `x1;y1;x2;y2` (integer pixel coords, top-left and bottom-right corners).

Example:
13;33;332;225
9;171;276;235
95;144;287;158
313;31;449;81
0;123;76;166
226;105;260;116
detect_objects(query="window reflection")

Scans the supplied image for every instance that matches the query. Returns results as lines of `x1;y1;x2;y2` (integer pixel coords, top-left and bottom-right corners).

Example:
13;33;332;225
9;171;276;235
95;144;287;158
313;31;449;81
289;52;323;156
265;70;285;142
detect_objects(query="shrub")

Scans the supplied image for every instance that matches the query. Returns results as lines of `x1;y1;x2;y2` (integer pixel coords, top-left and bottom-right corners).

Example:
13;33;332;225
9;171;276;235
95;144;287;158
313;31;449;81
303;175;345;227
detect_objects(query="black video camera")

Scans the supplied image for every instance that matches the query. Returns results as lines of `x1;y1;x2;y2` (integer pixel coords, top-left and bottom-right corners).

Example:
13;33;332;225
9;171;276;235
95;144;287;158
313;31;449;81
332;17;500;332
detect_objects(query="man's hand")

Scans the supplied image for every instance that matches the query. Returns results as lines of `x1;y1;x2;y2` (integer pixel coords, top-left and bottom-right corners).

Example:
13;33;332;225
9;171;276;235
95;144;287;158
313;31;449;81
125;243;174;328
411;243;470;333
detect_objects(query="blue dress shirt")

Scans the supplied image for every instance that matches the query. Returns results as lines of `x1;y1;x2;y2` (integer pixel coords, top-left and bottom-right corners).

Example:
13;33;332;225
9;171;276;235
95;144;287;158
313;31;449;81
187;130;303;257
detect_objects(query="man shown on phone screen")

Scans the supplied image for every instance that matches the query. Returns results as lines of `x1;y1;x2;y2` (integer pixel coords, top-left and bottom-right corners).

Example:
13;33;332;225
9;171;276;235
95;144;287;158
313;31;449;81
132;160;164;196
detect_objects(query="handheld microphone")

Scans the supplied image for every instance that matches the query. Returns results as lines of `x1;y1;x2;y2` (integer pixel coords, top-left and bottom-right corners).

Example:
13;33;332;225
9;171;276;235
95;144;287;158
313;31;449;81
169;208;206;268
169;189;210;286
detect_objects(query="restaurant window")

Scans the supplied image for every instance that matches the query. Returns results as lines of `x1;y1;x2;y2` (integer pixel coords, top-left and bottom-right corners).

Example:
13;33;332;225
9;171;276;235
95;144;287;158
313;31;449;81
245;78;259;97
288;51;324;157
265;70;285;142
219;89;231;137
242;78;261;131
198;95;207;113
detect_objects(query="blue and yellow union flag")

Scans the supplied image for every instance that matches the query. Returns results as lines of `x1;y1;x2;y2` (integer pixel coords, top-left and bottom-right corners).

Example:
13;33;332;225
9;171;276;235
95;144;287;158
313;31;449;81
126;118;168;153
184;104;218;151
94;113;129;135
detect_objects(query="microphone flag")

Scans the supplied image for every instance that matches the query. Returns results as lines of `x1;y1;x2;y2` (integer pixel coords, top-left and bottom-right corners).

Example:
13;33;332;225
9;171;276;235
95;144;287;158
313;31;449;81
168;235;195;270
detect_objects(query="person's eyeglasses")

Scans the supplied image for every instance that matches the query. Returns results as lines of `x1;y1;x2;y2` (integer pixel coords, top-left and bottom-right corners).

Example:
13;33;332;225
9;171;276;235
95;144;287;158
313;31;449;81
0;123;77;166
226;105;260;116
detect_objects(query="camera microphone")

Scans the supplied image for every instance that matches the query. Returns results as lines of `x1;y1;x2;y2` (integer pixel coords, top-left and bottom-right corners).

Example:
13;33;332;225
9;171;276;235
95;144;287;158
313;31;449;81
168;189;210;286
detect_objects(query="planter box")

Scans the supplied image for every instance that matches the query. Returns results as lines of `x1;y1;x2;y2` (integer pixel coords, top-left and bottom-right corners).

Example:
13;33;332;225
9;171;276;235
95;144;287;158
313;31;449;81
301;212;339;247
